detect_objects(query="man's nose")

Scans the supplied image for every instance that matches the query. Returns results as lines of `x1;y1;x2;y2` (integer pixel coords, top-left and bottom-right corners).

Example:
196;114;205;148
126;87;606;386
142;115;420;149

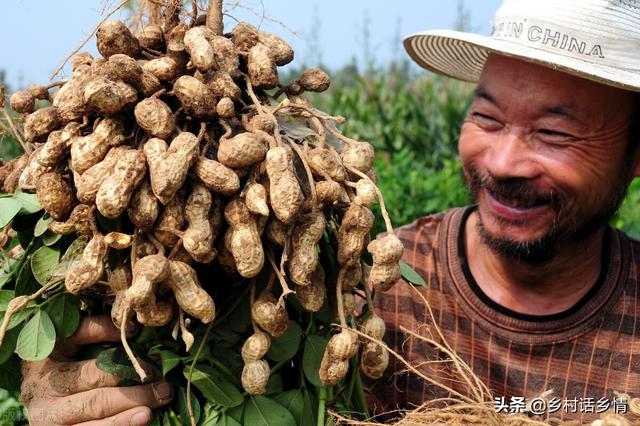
485;130;541;180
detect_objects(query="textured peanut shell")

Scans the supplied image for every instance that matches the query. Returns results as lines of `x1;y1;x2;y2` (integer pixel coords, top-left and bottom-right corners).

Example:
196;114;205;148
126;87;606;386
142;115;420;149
127;254;170;308
184;26;215;72
165;260;215;323
247;43;278;89
266;147;304;224
65;234;108;294
217;132;268;169
108;54;143;84
295;264;325;312
246;115;275;134
95;149;147;218
206;71;241;101
104;232;133;249
265;218;288;246
96;20;141;58
154;192;184;248
342;141;375;173
360;342;389;379
338;262;362;291
192;157;240;195
315;180;344;205
36;172;73;221
342;292;356;319
18;147;54;192
52;78;87;123
36;122;82;167
27;84;49;100
288;212;326;286
241;360;270;395
107;264;131;293
75;146;129;204
360;314;386;341
49;204;94;236
83;78;137;115
216;97;235;118
354;179;378;206
143;57;179;81
3;155;28;193
136;24;164;50
224;198;264;278
241;332;271;363
258;32;294;66
327;329;358;361
134;97;175;139
24;107;61;142
183;184;215;263
136;300;173;327
10;91;35;113
251;293;289;337
71;52;93;70
127;179;159;230
0;158;18;189
210;36;240;75
319;350;349;387
337;204;375;266
307;148;346;182
172;75;217;119
245;182;269;216
367;234;404;291
298;68;331;92
230;22;259;52
71;118;125;173
144;133;199;204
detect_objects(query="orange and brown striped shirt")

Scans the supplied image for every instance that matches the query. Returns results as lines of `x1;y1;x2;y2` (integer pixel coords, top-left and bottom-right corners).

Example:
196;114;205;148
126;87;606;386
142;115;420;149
369;206;640;424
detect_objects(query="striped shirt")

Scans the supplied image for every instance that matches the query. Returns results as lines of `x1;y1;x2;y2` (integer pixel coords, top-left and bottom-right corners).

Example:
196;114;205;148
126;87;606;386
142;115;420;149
368;206;640;423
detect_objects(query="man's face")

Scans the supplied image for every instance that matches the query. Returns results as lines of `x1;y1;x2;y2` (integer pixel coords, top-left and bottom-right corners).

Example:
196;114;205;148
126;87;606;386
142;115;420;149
459;55;640;262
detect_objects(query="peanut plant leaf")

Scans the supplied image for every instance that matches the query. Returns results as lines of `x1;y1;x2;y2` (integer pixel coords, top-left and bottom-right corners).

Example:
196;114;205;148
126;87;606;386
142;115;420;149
16;309;56;361
12;190;41;215
244;395;296;426
42;231;62;246
34;214;52;237
31;245;60;285
267;321;302;362
176;387;200;425
302;335;328;387
399;260;426;286
96;347;138;380
185;364;243;408
43;293;80;338
159;350;181;376
273;389;304;426
0;199;22;228
50;236;88;281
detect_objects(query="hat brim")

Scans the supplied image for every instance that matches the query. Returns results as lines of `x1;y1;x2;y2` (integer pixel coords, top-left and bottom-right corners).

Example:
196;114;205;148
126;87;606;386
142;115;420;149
404;29;640;92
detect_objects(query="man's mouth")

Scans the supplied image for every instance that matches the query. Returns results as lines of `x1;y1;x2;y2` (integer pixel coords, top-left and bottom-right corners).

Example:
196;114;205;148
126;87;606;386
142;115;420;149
483;187;554;223
486;188;549;209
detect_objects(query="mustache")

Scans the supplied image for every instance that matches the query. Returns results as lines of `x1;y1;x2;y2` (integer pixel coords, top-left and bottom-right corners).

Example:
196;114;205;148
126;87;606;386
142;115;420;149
465;166;563;211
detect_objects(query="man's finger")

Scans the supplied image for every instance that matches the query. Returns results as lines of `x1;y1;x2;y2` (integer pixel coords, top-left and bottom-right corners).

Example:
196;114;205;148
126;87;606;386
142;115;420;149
48;359;122;396
46;382;172;425
72;406;153;426
52;315;135;359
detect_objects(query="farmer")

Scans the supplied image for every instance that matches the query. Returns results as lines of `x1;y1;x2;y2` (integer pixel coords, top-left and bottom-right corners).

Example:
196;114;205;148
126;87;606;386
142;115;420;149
367;0;640;423
18;0;640;424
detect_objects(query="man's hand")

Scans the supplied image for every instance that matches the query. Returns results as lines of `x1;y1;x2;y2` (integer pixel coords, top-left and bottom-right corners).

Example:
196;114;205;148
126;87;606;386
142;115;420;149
20;315;173;426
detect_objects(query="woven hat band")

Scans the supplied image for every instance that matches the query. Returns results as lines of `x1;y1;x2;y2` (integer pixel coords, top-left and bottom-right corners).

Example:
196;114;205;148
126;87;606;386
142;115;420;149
491;16;640;70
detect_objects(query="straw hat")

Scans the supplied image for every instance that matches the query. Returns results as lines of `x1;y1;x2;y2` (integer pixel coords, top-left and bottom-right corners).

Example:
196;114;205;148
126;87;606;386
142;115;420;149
404;0;640;92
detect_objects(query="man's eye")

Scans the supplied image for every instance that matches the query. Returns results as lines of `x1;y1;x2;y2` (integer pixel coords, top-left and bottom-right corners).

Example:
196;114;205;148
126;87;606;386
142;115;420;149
471;112;501;127
537;129;574;139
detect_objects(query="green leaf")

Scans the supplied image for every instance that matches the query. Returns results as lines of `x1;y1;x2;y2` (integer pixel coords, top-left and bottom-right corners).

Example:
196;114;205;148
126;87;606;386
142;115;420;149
15;262;41;296
264;373;283;395
0;324;22;365
0;290;35;330
301;389;318;426
0;356;21;391
215;413;242;426
267;321;302;362
399;260;426;286
302;335;328;387
96;347;138;380
159;350;181;376
185;364;243;408
273;389;304;426
0;199;22;228
176;387;200;425
42;231;62;246
30;245;60;285
15;309;56;361
225;400;246;425
244;395;296;426
50;236;88;281
12;190;41;215
42;293;80;338
34;214;52;237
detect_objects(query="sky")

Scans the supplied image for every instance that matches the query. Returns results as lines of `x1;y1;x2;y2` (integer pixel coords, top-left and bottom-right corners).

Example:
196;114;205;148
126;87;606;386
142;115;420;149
0;0;501;90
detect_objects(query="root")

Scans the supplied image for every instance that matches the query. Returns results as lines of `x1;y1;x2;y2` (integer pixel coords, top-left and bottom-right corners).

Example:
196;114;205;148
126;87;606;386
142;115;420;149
266;248;294;309
120;305;148;382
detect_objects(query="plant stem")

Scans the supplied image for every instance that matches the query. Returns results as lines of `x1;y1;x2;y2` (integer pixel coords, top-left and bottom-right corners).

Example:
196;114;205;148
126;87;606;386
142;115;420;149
207;0;224;35
353;366;370;418
317;387;326;426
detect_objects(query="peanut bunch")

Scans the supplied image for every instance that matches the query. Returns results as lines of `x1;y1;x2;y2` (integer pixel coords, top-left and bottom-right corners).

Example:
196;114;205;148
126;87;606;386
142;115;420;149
0;1;401;393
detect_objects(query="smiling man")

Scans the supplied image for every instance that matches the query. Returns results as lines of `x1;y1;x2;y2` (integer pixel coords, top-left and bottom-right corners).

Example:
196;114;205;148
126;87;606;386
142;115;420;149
369;0;640;423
